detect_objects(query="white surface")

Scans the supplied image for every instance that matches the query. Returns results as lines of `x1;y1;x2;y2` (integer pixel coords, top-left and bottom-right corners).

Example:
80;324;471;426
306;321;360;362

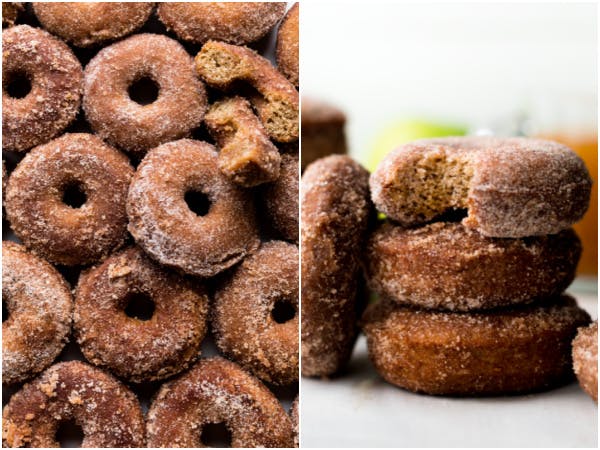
301;293;598;448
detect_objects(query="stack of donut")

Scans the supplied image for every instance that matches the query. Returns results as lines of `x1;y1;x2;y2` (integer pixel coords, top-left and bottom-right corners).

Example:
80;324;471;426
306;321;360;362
2;3;298;448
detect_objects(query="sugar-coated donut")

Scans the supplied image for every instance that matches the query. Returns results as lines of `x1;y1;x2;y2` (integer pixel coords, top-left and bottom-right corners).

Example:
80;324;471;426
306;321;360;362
301;98;347;170
74;247;209;383
127;139;260;278
572;321;598;402
33;2;154;47
277;3;299;87
301;155;372;377
157;2;286;45
83;33;207;155
262;153;299;243
366;221;581;311
370;137;592;238
5;133;134;266
362;296;591;396
146;357;295;448
290;396;299;448
3;25;82;152
2;2;23;27
2;361;145;447
2;242;72;385
213;241;299;385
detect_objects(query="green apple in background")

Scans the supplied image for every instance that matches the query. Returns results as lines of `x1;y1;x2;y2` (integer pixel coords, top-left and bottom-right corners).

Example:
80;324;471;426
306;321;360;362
366;119;467;172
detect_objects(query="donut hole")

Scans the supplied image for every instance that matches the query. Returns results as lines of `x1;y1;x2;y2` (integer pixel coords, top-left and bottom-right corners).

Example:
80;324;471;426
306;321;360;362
5;71;32;99
62;182;87;209
200;422;232;448
271;298;296;324
185;190;211;217
56;420;84;448
128;76;159;105
124;292;155;321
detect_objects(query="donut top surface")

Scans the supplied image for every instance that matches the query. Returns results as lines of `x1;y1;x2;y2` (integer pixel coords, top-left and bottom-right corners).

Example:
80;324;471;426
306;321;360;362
301;97;347;126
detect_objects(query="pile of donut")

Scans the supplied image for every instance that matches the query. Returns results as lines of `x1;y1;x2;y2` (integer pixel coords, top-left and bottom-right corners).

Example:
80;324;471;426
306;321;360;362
2;2;298;447
301;100;598;401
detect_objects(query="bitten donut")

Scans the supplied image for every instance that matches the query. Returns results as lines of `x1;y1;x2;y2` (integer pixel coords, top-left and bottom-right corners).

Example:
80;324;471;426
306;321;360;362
157;2;286;45
301;156;372;377
2;361;145;447
74;247;209;383
370;137;592;238
2;2;23;27
362;296;591;396
33;2;154;47
83;33;207;155
572;321;598;402
146;357;295;447
3;242;72;385
196;41;299;143
366;222;581;311
213;241;299;385
262;153;299;243
5;133;134;266
277;3;299;87
301;98;347;170
3;25;82;152
127;139;260;277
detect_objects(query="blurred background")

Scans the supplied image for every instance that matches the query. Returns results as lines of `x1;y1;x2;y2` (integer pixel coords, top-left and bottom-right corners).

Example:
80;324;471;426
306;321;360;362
302;1;597;279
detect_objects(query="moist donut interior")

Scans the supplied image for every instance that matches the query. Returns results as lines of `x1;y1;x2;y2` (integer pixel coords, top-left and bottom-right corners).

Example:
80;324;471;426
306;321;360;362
128;76;159;105
5;70;32;99
271;298;296;324
184;190;211;217
62;182;87;209
55;419;84;448
200;422;232;448
123;292;155;322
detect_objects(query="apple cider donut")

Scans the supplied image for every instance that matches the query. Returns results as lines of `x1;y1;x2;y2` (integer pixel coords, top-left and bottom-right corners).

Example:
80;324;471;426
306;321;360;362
33;3;154;47
3;25;82;152
2;2;23;27
2;361;145;447
3;242;72;386
5;134;134;266
301;155;372;377
370;136;592;238
127;139;260;277
146;357;295;448
213;241;299;385
572;321;598;402
366;222;581;311
301;98;347;170
74;247;209;383
290;396;299;448
277;3;299;87
205;96;281;187
195;41;299;143
362;296;591;396
157;2;286;45
83;33;207;155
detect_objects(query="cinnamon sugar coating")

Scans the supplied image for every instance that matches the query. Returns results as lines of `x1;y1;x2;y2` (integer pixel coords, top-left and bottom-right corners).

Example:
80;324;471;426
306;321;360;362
276;3;299;87
301;98;347;170
290;396;299;447
213;241;299;385
301;156;373;377
195;40;299;143
3;25;82;152
2;361;146;447
362;296;591;396
2;242;72;385
366;221;581;311
83;33;207;155
370;136;592;238
127;139;260;278
205;96;281;187
146;357;295;448
5;133;134;266
262;153;299;243
572;321;598;402
33;2;154;47
157;2;286;45
74;247;209;383
2;3;23;28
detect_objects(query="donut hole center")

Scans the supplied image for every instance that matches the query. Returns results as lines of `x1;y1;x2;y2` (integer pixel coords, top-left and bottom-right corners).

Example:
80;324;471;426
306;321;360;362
185;190;211;217
5;71;31;99
56;420;84;448
200;422;232;448
128;76;159;105
62;182;87;209
271;298;296;324
124;292;155;321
